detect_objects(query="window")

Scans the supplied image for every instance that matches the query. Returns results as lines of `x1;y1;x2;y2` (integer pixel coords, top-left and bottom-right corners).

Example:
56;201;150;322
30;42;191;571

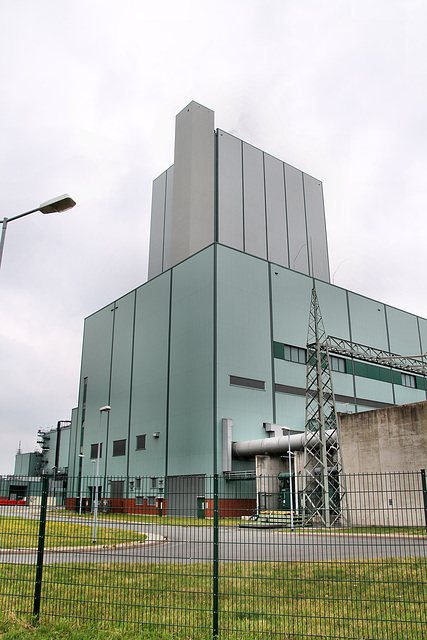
90;443;102;459
112;439;126;457
402;373;416;388
135;478;141;490
283;344;306;364
330;356;346;373
147;496;156;506
136;434;146;450
135;496;144;506
151;477;157;489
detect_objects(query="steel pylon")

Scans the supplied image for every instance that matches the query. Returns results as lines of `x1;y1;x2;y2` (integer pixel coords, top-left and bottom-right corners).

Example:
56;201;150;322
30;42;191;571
302;283;347;527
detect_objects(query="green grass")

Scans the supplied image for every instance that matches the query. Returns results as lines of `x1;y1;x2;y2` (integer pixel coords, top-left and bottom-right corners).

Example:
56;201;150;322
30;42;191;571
0;517;145;549
0;560;425;639
60;511;242;527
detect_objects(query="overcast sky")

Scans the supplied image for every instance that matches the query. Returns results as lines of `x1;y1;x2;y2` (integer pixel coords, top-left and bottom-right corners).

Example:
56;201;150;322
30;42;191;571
0;0;426;474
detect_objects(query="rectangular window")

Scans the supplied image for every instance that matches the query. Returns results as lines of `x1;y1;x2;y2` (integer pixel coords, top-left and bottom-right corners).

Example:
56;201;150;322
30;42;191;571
136;434;146;450
230;375;265;390
147;496;156;506
330;356;346;373
402;373;416;388
151;477;157;489
135;496;144;506
90;443;102;459
135;478;141;490
283;344;306;364
112;439;126;457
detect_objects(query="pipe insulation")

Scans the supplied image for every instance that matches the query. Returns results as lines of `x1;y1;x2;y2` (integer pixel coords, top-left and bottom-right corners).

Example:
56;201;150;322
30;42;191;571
232;430;336;459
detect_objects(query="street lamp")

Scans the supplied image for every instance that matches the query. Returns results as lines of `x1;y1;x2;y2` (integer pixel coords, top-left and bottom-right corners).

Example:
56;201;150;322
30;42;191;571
0;194;76;271
78;454;84;516
282;427;294;531
93;405;111;543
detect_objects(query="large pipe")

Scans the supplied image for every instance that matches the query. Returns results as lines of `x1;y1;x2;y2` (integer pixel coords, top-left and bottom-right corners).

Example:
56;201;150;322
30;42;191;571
232;430;336;459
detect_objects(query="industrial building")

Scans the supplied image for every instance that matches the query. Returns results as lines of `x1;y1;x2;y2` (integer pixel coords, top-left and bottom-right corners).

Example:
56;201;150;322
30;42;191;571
12;101;427;516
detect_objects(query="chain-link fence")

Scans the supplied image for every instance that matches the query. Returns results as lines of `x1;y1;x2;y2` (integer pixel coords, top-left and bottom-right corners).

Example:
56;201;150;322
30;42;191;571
0;471;426;639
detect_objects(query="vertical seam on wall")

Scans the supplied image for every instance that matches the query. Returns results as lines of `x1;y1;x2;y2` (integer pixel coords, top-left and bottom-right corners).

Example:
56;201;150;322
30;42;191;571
268;263;276;424
214;130;218;243
213;244;218;475
126;289;137;479
302;173;311;276
262;152;269;261
283;163;290;269
346;290;358;411
165;270;173;478
104;302;116;485
384;306;396;405
241;141;245;253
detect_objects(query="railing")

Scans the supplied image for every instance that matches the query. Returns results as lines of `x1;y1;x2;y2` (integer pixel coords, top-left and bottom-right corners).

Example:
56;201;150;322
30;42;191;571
0;471;426;639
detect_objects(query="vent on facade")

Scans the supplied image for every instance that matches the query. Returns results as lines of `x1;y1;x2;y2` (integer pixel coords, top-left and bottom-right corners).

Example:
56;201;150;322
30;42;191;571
229;376;265;390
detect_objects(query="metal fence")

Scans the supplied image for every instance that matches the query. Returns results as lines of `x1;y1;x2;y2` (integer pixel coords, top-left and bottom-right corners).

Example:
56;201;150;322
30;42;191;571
0;471;426;639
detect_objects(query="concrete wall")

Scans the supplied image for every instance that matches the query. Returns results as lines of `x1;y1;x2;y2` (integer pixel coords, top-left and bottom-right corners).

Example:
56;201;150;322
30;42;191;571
339;402;427;526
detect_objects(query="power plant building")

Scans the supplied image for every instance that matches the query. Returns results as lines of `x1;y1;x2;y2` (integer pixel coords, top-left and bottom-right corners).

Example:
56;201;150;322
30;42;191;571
40;102;427;509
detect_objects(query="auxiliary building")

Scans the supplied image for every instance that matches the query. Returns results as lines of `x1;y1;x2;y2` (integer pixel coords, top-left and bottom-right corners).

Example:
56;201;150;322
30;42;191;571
59;102;427;514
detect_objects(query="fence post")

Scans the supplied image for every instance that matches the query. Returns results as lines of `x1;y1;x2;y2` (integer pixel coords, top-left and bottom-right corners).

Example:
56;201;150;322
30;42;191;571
212;474;219;638
421;469;427;533
33;475;49;618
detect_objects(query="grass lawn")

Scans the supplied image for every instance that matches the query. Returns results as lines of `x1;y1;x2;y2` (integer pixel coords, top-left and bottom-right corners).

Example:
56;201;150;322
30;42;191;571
0;560;425;639
0;517;145;549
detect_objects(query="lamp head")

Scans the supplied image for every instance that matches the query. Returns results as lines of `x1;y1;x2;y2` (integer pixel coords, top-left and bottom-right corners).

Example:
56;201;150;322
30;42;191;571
39;194;76;214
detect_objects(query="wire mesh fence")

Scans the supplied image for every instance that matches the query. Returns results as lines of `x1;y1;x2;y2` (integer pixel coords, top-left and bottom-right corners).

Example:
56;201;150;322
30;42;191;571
0;471;426;639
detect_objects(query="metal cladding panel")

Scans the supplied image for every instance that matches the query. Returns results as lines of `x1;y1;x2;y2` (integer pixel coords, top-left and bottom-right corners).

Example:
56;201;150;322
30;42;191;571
242;142;267;259
347;293;389;351
354;377;394;404
105;292;136;476
128;273;170;478
78;305;114;478
216;246;273;444
394;385;426;405
303;173;330;282
270;265;312;347
385;306;422;356
148;171;166;281
275;393;305;431
285;163;309;275
418;317;427;353
217;130;243;250
315;280;350;339
167;248;214;476
169;102;214;269
264;153;289;267
162;166;174;271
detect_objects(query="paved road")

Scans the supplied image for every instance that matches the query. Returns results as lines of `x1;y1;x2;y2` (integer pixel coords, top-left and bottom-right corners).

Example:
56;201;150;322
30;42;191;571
1;514;426;564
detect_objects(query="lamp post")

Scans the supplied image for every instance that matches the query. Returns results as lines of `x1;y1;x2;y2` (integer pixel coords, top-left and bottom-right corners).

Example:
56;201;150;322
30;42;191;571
78;454;84;516
93;405;111;543
0;194;76;271
282;427;294;530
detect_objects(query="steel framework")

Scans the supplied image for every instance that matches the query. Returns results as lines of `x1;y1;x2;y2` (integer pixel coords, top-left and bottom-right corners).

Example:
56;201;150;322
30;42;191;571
303;285;347;526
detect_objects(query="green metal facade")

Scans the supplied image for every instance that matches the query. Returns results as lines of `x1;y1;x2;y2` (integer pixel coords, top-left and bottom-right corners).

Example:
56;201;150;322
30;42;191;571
68;243;427;480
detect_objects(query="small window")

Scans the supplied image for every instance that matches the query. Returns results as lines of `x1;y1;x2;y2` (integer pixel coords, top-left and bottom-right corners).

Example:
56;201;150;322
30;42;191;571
112;439;126;457
330;356;346;373
402;373;416;388
135;496;144;506
151;477;157;489
135;478;141;490
147;496;156;506
90;443;102;459
136;434;146;450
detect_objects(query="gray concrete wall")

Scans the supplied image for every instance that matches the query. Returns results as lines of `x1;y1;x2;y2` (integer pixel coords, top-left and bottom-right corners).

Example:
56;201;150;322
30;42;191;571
338;402;427;526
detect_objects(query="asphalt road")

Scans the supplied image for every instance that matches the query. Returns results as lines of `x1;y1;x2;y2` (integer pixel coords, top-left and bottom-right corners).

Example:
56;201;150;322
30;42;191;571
1;514;426;565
